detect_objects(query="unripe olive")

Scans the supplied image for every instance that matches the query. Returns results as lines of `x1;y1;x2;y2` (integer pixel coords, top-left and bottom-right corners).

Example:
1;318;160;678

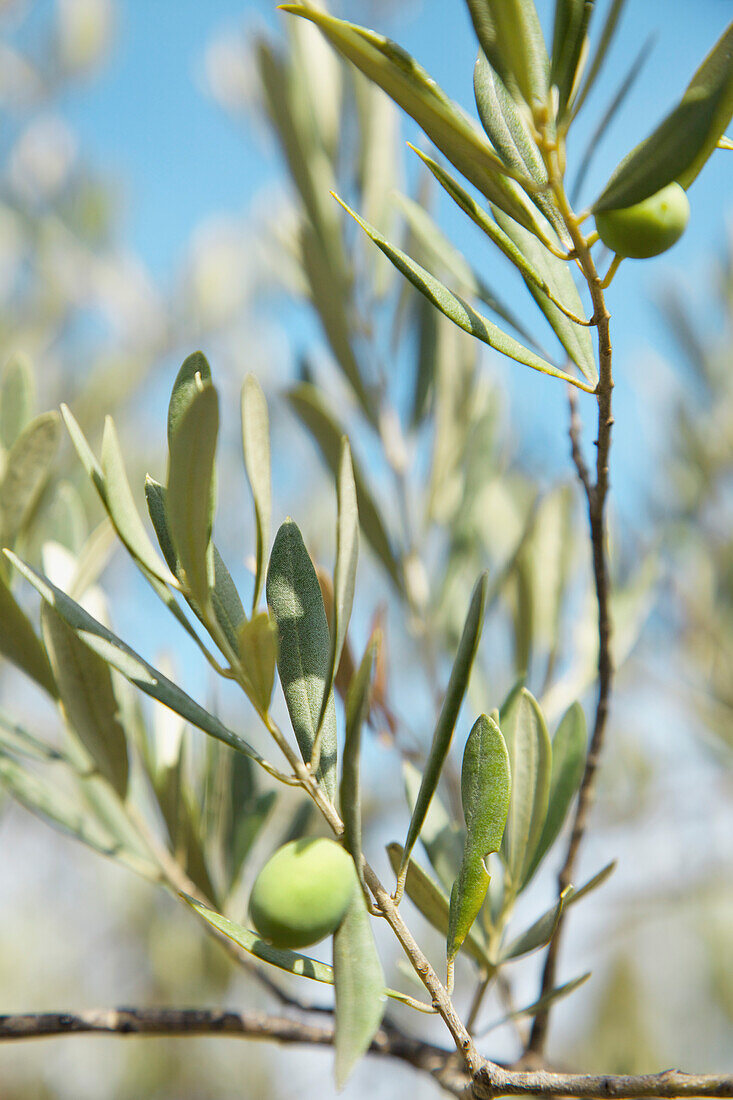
594;182;690;259
249;838;355;949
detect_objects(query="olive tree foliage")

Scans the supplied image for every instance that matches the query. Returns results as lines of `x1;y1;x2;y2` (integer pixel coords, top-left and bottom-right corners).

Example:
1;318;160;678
0;1;731;1096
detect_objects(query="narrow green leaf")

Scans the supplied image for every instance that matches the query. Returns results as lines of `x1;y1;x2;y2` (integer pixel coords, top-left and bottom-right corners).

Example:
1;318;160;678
448;715;511;964
550;0;594;117
318;437;358;737
0;570;57;697
241;375;272;613
144;476;178;576
473;53;548;186
466;0;550;109
488;971;591;1030
492;208;598;386
570;859;616;904
0;353;35;450
101;417;176;586
334;195;593;392
0;708;70;764
593;23;733;211
223;755;277;893
167;382;218;607
333;888;385;1088
572;0;627;116
523;702;587;886
387;842;490;967
42;605;129;798
211;546;246;653
167;351;212;449
0;412;61;546
237;612;277;714
403;759;464;894
266;520;337;800
500;687;552;896
286;383;404;588
184;894;425;1011
46;481;87;554
281;5;541;230
500;885;572;960
7;552;270;772
400;573;488;879
340;640;376;888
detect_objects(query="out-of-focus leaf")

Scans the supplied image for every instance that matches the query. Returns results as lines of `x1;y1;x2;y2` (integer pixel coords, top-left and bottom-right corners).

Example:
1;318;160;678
42;604;129;798
286;383;403;589
523;702;587;886
500;687;552;896
0;412;60;546
241;375;272;613
447;715;510;965
266;520;337;800
281;6;541;230
318;438;358;740
550;0;593;118
167;351;212;448
466;0;549;109
487;971;591;1030
334;196;593;391
393;190;536;344
167;382;218;608
0;755;155;878
593;23;733;211
493;208;598;386
340;640;376;889
399;573;488;880
46;482;87;554
0;570;57;697
0;353;34;450
500;885;572;960
387;842;490;967
570;859;617;904
221;751;277;893
333;888;385;1088
0;709;69;764
403;759;464;894
572;0;627;116
184;894;425;1010
101;417;176;586
237;612;277;714
7;552;270;771
571;34;655;206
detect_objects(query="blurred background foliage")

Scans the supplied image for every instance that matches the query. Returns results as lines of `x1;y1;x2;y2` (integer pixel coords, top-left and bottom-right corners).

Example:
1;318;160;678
0;0;730;1097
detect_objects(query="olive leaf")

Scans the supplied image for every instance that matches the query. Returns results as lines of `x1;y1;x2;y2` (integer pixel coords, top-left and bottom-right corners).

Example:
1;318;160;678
550;0;594;118
340;640;377;890
466;0;549;110
447;715;511;966
266;520;338;800
593;22;733;211
167;350;212;447
500;885;572;961
333;888;386;1088
571;0;627;117
403;759;464;895
0;353;35;450
0;411;61;547
281;5;541;230
500;687;552;897
387;842;491;968
399;573;488;883
0;570;57;698
0;709;69;764
286;383;403;589
166;381;218;608
42;604;129;799
211;546;247;654
523;702;587;887
6;552;271;773
241;375;272;613
237;613;277;715
485;971;591;1032
334;195;594;392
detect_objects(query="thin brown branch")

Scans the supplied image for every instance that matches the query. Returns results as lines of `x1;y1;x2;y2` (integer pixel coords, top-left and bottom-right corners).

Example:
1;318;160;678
528;180;615;1057
473;1064;733;1099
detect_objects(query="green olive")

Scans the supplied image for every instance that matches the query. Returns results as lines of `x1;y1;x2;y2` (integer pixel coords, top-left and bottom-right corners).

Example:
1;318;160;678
249;838;355;949
594;182;690;259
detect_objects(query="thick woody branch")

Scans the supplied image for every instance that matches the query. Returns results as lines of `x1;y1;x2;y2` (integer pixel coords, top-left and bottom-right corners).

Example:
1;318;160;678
1;1010;731;1100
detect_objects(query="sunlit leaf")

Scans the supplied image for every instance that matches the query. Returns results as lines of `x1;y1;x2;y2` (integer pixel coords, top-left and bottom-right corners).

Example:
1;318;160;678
500;687;552;896
0;570;57;698
0;353;35;450
167;351;212;448
266;520;337;800
334;195;593;392
593;23;733;211
0;412;61;547
241;375;272;613
500;885;571;960
487;971;591;1030
572;0;627;117
333;888;385;1088
550;0;593;118
447;715;510;964
466;0;549;109
238;612;277;714
399;573;487;880
340;640;376;890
